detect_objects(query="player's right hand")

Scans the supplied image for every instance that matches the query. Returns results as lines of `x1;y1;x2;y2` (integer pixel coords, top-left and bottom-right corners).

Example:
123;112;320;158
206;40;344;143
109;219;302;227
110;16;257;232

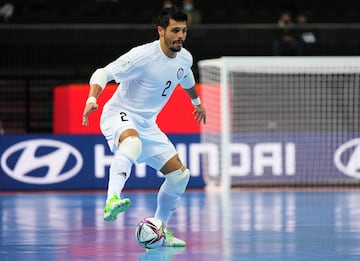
82;103;99;126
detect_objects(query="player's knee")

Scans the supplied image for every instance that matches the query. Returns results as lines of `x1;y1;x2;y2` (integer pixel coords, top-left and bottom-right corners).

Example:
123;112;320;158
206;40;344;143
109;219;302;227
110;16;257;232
118;136;142;162
166;168;190;196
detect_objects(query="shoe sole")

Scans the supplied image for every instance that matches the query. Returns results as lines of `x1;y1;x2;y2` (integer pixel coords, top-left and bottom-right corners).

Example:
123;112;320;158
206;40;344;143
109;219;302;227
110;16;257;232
104;199;131;222
163;243;186;247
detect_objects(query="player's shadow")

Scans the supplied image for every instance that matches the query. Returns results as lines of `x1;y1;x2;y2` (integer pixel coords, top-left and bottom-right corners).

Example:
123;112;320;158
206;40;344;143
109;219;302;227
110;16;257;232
137;247;186;261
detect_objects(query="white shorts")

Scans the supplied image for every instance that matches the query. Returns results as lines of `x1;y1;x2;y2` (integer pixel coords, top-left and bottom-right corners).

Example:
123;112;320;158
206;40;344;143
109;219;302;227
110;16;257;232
100;108;178;170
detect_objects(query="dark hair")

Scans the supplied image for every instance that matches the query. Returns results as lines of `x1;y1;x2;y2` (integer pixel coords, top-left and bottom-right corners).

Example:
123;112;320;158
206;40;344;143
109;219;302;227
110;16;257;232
157;6;188;28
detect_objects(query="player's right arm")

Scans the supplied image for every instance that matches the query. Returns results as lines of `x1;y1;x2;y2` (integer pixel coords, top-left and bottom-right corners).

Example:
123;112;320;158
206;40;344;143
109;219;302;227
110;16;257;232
82;67;114;126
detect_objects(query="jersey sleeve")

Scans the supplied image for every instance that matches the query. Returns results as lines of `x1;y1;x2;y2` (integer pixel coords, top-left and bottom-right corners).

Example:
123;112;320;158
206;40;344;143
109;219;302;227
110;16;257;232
180;69;196;89
105;52;142;83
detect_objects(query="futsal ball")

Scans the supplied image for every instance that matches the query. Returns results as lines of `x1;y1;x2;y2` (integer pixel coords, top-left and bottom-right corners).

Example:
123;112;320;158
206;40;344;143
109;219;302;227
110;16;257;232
135;217;165;249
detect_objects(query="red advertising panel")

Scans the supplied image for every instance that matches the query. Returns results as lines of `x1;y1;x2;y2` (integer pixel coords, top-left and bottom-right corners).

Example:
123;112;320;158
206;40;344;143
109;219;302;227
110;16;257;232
53;84;201;134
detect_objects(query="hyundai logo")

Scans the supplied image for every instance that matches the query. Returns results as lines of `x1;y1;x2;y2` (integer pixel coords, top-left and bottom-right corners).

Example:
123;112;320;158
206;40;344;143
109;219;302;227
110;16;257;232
1;139;83;184
334;138;360;179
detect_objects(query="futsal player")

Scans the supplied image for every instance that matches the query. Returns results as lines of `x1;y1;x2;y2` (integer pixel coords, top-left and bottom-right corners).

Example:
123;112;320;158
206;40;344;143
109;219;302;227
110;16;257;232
82;6;206;247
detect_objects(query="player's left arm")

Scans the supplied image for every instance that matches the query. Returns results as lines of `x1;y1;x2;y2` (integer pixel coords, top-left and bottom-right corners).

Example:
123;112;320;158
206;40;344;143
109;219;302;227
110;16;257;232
184;86;206;124
181;70;206;124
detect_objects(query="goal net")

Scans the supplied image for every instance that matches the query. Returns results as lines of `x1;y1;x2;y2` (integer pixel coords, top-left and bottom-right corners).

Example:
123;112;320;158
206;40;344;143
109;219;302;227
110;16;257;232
198;56;360;189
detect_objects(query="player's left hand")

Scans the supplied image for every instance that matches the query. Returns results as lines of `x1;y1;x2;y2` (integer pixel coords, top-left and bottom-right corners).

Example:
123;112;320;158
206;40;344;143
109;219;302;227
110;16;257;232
193;104;206;124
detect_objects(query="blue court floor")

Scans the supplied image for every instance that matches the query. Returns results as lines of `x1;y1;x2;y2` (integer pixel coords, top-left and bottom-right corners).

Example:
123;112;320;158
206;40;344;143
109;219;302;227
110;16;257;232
1;188;360;261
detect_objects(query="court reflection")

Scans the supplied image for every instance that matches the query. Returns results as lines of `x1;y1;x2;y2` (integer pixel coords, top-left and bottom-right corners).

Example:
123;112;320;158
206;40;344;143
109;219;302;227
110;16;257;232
2;190;360;260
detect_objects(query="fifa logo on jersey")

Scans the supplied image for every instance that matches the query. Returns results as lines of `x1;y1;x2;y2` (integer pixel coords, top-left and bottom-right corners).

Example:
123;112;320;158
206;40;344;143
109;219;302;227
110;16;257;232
334;139;360;178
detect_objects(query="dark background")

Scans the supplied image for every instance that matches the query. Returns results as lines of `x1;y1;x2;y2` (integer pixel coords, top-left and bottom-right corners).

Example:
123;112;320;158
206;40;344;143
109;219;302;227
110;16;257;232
1;0;360;133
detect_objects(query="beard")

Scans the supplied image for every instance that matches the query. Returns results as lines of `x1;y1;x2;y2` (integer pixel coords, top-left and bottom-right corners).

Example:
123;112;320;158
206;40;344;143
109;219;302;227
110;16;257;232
169;46;182;52
166;38;183;53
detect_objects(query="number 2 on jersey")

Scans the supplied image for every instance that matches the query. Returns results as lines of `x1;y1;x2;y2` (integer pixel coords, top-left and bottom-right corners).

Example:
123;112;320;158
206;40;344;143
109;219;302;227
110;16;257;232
119;111;128;121
162;81;171;96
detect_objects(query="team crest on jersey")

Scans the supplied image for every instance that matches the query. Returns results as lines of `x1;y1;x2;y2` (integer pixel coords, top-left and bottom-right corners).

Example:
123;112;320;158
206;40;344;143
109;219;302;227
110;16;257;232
177;68;184;79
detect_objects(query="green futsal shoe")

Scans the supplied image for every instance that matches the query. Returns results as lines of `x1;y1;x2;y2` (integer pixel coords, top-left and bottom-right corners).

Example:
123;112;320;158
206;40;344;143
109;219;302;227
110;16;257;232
103;194;131;222
163;229;186;247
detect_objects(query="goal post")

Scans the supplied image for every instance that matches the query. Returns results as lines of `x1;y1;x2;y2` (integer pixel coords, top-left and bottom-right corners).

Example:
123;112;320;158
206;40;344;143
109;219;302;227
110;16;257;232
198;56;360;190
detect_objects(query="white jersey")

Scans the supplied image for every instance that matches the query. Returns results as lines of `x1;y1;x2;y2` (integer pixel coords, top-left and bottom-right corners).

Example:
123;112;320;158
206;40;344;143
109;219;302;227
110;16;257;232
103;40;194;121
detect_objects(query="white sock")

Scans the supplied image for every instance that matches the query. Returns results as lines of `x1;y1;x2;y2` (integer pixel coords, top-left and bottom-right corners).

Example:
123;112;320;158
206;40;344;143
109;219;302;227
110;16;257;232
154;168;189;226
106;151;132;202
154;182;180;226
